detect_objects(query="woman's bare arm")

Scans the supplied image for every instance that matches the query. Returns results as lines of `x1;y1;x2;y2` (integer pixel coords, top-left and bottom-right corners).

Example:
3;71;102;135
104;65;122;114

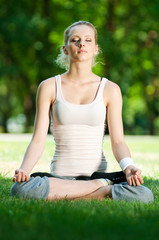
13;77;56;182
104;81;143;186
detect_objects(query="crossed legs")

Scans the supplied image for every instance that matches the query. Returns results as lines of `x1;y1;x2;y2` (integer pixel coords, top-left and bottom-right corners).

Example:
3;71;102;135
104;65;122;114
47;178;112;200
10;176;154;203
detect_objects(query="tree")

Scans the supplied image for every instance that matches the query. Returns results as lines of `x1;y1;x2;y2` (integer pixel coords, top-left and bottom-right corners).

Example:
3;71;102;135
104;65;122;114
0;0;159;134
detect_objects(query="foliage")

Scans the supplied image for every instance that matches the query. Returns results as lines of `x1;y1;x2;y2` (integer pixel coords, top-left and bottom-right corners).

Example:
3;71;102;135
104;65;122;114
0;0;159;134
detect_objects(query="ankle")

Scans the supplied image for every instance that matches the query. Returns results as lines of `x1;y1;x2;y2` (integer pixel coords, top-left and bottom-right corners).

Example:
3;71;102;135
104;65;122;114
92;179;103;188
103;185;112;198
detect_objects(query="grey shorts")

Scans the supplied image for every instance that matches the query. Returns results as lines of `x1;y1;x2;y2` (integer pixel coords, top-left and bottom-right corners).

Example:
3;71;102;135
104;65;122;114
10;176;50;200
10;173;75;200
10;175;154;203
112;182;154;203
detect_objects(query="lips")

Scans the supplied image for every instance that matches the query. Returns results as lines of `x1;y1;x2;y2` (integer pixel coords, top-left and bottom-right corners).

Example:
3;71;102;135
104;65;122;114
78;49;87;53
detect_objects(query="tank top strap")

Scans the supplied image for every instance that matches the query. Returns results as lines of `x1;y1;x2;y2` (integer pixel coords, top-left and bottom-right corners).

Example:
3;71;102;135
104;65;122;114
96;77;108;101
55;75;63;100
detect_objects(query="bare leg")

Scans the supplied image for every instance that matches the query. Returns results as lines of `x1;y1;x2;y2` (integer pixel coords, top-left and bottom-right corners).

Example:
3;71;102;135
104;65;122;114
76;185;112;200
47;178;112;201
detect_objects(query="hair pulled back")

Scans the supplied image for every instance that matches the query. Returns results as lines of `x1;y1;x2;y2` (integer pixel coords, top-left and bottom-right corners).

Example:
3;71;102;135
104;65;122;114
55;21;99;70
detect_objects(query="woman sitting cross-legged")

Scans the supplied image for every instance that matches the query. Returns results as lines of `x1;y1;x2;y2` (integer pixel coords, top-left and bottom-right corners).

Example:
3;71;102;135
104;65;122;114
10;21;154;203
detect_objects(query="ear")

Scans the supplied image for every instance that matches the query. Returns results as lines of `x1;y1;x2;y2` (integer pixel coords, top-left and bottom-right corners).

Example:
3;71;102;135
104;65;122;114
63;46;69;55
94;44;99;55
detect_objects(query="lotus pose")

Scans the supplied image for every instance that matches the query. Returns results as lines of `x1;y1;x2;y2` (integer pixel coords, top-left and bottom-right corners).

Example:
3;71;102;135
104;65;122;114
11;21;154;203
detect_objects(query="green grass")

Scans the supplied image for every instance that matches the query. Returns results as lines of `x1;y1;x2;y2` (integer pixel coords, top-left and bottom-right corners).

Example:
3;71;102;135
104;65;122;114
0;134;159;240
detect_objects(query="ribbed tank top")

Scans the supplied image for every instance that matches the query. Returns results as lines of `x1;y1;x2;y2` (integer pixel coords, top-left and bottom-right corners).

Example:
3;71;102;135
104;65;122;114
50;74;108;177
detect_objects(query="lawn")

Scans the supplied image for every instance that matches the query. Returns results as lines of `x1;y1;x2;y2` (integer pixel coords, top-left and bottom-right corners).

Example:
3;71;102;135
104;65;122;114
0;134;159;240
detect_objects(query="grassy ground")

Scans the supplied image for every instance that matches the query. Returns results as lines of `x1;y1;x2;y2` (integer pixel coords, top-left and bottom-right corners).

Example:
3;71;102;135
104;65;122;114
0;134;159;240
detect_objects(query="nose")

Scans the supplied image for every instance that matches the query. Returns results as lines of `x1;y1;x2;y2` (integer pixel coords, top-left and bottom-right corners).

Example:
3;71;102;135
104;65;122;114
78;40;85;48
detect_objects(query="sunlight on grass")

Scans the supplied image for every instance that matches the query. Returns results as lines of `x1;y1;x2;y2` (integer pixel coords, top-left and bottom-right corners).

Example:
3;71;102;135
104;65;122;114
0;134;54;177
104;135;159;179
0;134;159;240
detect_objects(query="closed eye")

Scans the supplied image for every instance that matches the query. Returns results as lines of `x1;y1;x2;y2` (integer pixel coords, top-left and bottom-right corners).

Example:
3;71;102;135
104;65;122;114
71;39;79;42
71;39;92;42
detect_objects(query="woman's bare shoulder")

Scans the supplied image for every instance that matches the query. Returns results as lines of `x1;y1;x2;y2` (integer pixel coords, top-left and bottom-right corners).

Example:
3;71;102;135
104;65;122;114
37;76;56;102
39;76;56;88
103;79;122;105
104;79;120;90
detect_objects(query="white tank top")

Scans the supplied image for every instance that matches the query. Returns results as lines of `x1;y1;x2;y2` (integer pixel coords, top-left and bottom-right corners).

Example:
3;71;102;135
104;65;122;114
50;74;108;177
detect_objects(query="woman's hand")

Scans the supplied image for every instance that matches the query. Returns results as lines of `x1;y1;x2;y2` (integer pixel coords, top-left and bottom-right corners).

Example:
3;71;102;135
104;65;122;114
13;169;29;183
125;165;144;186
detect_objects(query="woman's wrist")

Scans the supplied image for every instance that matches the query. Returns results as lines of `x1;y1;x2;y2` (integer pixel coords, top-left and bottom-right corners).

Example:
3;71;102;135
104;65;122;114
119;157;135;172
19;167;30;176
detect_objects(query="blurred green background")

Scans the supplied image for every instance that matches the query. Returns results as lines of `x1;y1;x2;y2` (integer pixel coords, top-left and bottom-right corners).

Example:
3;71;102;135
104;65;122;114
0;0;159;135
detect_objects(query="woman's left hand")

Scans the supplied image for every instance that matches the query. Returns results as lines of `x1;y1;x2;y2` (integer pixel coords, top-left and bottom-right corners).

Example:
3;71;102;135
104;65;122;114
125;165;144;186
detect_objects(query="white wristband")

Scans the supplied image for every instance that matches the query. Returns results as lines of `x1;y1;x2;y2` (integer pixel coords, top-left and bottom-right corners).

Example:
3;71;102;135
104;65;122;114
119;157;135;171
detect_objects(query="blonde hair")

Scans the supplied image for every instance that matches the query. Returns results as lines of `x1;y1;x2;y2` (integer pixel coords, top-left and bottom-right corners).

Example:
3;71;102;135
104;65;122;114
55;21;100;70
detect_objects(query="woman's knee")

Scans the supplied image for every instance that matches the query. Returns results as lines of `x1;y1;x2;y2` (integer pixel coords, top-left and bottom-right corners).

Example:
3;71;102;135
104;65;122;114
112;182;154;203
138;185;154;203
10;176;50;200
10;181;24;198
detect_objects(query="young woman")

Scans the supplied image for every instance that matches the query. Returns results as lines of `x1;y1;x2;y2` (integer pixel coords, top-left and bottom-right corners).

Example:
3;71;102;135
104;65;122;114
11;21;154;203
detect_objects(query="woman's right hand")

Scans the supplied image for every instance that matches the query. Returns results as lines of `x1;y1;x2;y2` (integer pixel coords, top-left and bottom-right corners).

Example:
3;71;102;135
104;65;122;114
13;169;29;182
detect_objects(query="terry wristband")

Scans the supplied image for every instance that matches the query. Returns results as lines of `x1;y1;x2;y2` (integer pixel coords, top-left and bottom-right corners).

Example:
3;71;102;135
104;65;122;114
119;157;135;172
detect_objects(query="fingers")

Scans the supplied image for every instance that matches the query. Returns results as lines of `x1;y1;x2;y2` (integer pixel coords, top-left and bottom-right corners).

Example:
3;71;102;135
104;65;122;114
136;170;144;184
21;171;26;182
133;175;140;186
127;177;132;186
131;176;136;186
131;174;143;186
25;174;29;182
13;169;19;182
13;176;16;182
127;175;140;186
13;169;29;183
126;168;144;186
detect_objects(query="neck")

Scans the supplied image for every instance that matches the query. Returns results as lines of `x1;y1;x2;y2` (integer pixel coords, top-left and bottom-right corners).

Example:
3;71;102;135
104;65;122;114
66;61;95;82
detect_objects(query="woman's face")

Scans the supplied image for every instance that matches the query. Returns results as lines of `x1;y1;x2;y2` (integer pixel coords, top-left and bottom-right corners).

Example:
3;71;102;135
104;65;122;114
63;25;98;64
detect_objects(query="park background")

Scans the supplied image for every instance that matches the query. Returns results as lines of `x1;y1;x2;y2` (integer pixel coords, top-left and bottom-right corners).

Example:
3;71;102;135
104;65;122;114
0;0;159;135
0;1;159;239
